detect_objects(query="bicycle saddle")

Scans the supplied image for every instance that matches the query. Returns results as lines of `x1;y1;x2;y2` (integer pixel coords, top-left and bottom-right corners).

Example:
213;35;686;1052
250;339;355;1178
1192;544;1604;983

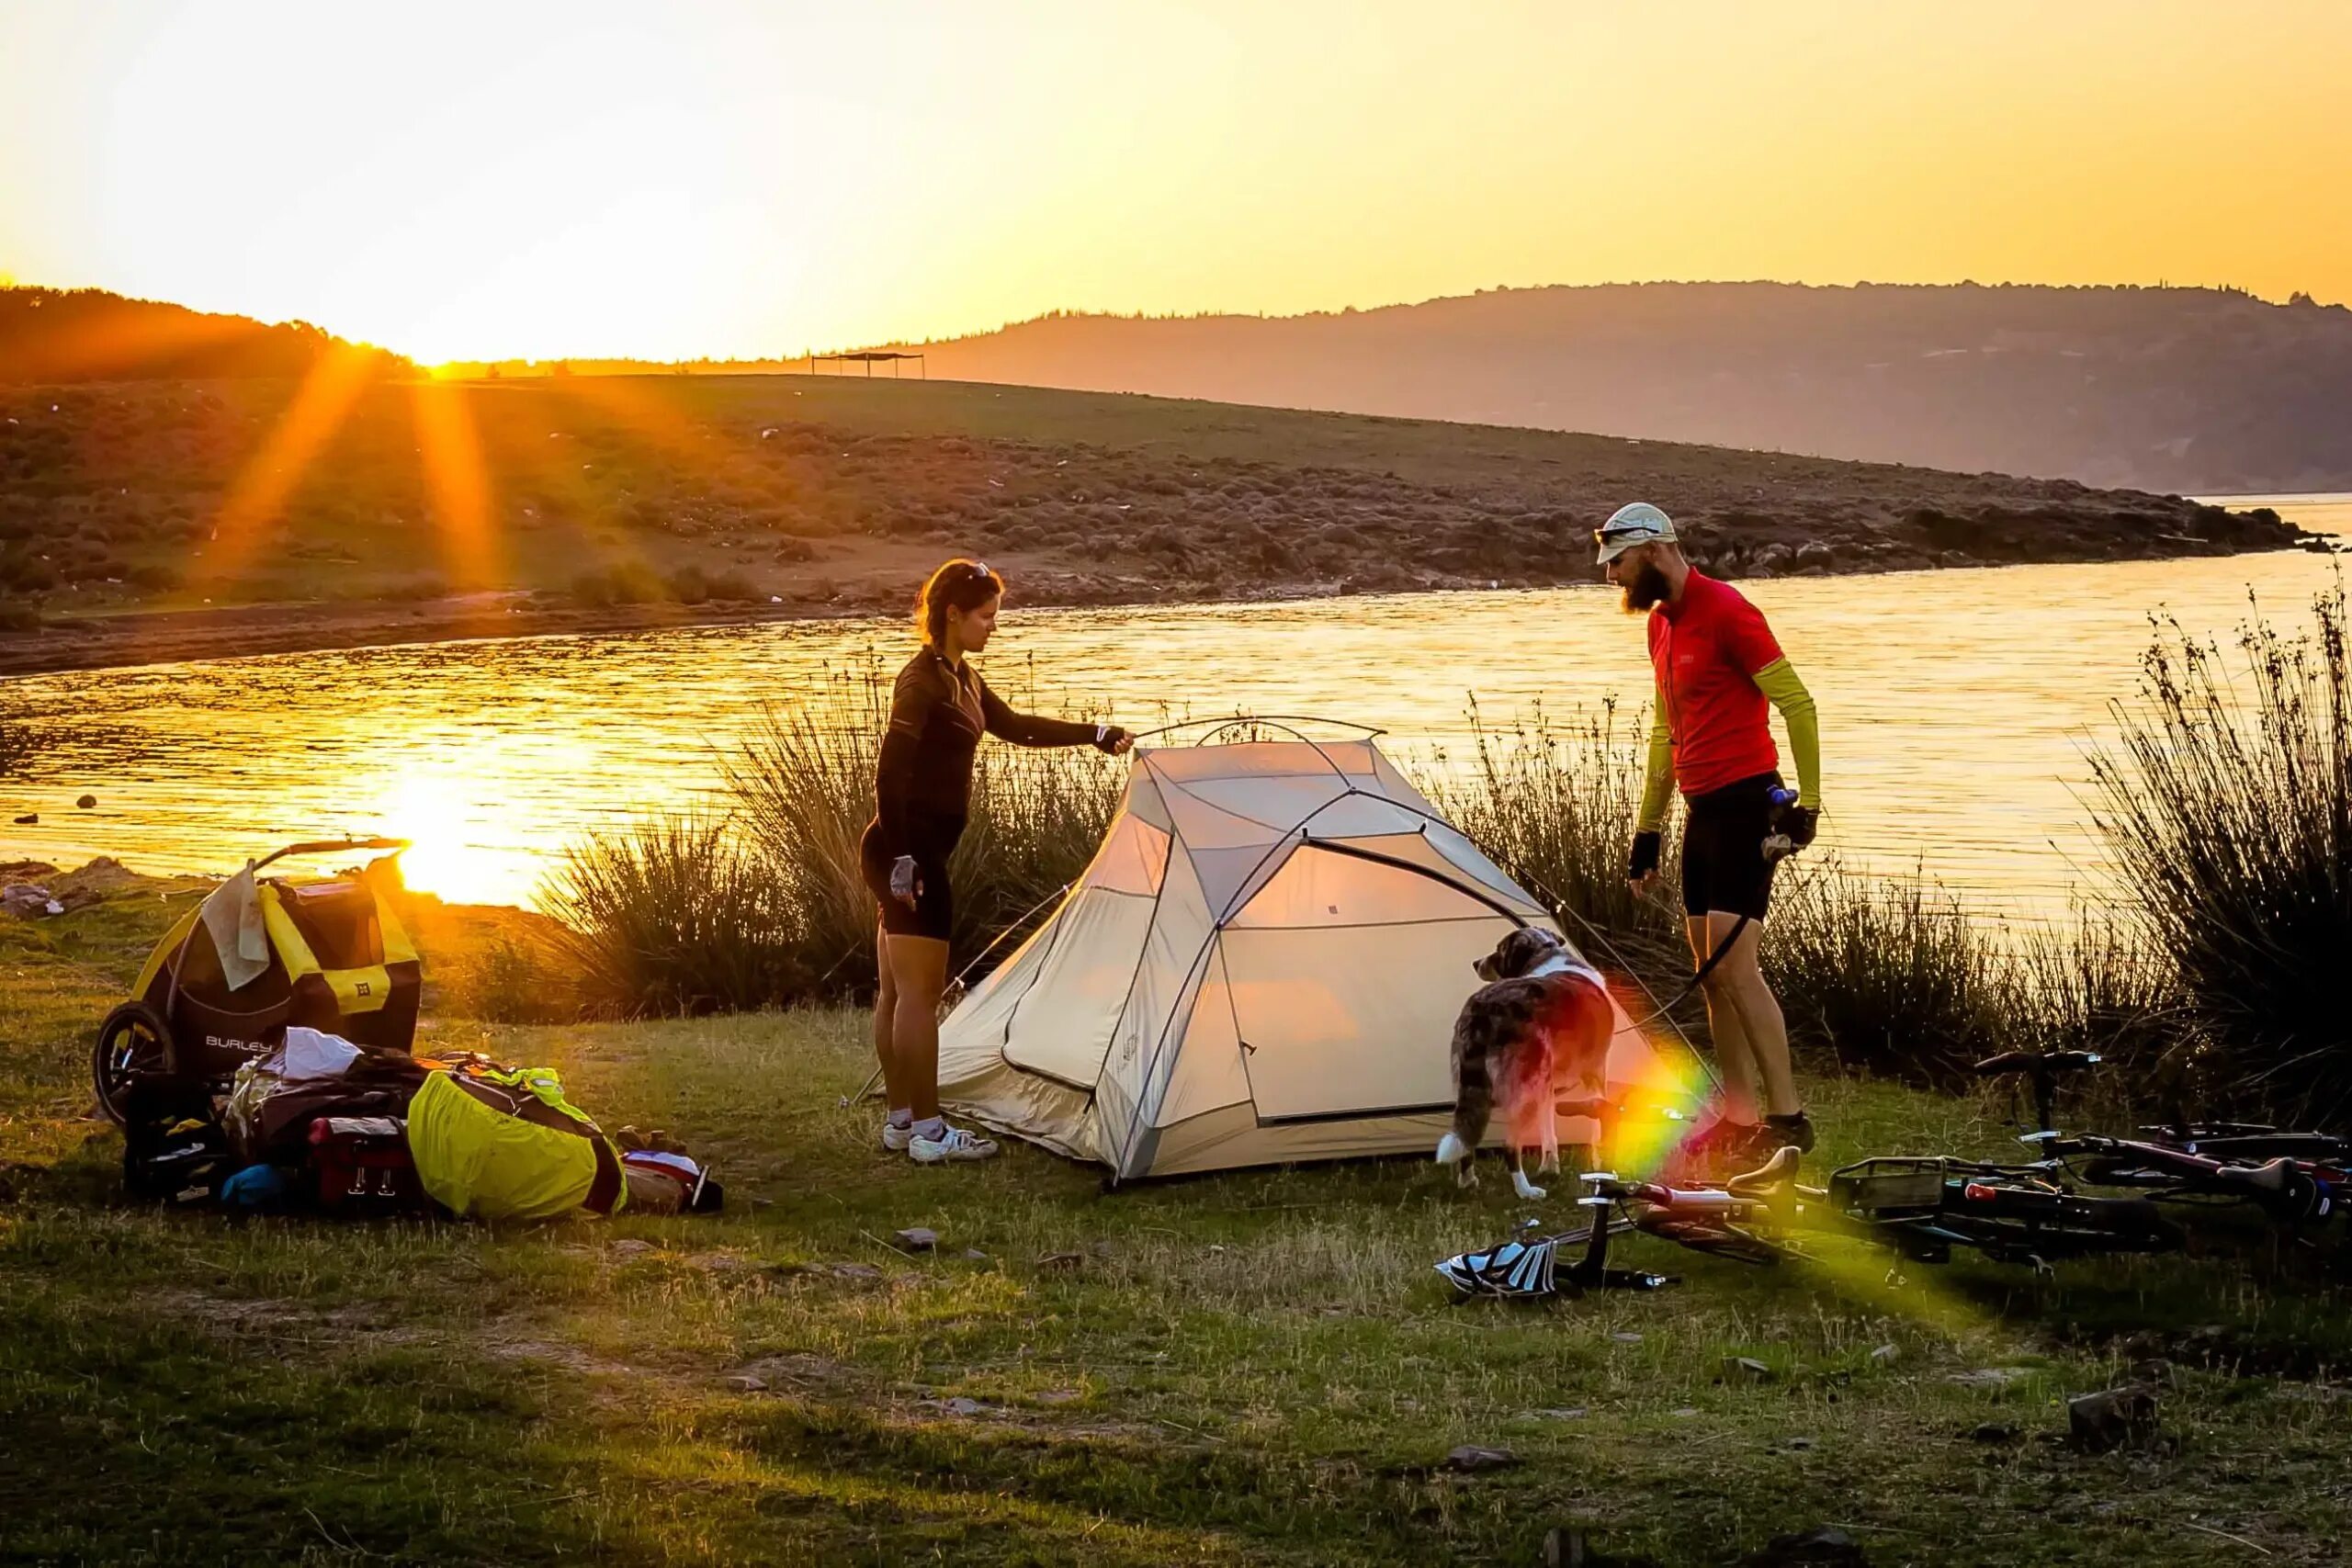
1725;1145;1803;1199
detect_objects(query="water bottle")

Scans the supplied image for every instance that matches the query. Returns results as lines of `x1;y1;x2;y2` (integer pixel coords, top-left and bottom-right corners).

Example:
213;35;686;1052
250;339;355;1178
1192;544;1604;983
1761;785;1800;863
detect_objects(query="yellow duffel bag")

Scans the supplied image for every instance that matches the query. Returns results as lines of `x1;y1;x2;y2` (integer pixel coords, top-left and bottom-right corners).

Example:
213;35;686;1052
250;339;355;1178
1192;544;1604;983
408;1065;626;1221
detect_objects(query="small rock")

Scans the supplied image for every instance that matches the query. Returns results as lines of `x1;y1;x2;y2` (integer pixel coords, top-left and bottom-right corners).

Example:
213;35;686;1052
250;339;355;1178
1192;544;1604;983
1035;1251;1084;1271
1532;1407;1589;1420
1443;1444;1520;1472
1947;1366;2033;1388
960;1247;991;1261
944;1396;985;1416
2068;1384;2162;1453
893;1226;938;1253
1869;1344;1899;1365
608;1238;655;1258
723;1374;768;1393
1781;1436;1816;1450
1610;1331;1644;1344
1969;1422;2020;1444
1724;1355;1775;1382
1670;1407;1701;1418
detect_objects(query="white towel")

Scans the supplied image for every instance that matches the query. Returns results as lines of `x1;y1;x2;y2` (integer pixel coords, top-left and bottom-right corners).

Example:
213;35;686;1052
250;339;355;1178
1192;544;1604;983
198;861;271;992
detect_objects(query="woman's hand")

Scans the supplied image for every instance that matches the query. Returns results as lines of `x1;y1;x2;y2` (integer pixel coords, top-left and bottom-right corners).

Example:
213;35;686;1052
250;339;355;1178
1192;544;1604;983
1095;725;1135;756
888;855;922;910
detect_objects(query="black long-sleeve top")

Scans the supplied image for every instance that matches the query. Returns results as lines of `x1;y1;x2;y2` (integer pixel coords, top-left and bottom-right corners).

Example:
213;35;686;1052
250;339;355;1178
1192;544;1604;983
870;648;1101;858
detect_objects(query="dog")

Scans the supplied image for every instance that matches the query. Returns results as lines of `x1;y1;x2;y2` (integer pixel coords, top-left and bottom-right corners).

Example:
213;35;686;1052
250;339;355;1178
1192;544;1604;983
1435;927;1617;1200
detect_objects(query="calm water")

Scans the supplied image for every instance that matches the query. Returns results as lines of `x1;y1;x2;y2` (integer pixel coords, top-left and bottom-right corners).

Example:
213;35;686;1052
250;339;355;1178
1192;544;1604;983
3;493;2345;916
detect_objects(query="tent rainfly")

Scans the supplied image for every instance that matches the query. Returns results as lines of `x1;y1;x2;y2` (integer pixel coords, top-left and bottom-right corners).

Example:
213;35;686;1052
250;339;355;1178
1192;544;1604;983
937;731;1696;1180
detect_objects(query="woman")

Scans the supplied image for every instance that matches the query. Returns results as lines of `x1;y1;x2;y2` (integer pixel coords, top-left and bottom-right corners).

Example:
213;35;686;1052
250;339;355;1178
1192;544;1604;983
861;558;1133;1164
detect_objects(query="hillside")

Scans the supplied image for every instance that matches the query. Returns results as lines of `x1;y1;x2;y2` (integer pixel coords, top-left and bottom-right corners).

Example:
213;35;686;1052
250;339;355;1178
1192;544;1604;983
883;283;2352;493
0;373;2311;675
0;285;413;385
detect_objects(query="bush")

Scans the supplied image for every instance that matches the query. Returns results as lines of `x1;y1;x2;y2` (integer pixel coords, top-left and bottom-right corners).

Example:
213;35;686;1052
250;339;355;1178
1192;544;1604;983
450;933;578;1025
571;561;667;607
2088;583;2352;1124
1417;698;1688;996
667;564;762;604
1762;861;2014;1091
541;813;809;1018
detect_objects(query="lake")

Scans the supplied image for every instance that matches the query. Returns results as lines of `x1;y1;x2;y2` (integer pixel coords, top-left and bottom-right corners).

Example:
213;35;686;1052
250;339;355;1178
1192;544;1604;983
3;493;2345;917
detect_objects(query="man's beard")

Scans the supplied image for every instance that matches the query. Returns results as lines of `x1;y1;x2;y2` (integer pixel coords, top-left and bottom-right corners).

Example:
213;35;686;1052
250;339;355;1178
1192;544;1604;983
1621;562;1672;614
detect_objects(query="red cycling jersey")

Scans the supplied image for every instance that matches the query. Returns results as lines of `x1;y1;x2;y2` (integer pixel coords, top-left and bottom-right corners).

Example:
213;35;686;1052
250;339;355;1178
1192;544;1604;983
1648;570;1784;797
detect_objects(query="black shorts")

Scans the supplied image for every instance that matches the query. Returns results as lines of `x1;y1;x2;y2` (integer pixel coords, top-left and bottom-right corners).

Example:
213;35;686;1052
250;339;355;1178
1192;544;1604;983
1680;772;1783;921
860;815;963;942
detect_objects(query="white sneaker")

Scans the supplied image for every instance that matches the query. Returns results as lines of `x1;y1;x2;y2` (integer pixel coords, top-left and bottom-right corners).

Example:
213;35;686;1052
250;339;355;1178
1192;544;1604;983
909;1124;1000;1165
881;1120;914;1153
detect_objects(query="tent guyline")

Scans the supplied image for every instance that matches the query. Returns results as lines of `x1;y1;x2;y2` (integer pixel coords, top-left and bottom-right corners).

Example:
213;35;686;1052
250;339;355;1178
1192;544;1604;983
934;735;1707;1180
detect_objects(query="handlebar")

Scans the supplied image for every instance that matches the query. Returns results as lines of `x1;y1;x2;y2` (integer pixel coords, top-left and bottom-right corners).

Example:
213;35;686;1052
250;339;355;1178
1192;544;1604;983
252;837;411;873
1973;1049;2103;1137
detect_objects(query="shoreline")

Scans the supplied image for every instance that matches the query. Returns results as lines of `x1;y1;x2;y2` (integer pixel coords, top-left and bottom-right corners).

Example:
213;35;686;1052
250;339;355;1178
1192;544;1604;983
1;537;2329;680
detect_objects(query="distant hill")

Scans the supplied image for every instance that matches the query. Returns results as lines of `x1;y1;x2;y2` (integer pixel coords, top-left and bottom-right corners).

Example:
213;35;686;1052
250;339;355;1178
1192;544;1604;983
0;286;413;384
882;283;2352;493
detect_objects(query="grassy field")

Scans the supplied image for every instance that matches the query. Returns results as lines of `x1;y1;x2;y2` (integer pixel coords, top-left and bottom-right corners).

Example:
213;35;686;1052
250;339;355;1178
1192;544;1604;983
5;880;2351;1564
0;372;2307;672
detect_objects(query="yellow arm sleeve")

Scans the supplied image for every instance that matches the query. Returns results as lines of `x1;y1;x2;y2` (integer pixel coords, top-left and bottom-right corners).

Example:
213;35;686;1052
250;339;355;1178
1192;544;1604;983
1637;688;1676;832
1752;657;1821;808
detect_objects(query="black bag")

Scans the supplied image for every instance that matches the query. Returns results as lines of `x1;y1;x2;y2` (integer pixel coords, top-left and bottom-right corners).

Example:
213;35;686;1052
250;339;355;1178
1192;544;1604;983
121;1078;233;1207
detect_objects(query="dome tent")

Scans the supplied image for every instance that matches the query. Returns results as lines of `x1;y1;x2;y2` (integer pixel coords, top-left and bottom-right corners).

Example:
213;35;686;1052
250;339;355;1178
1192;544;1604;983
936;727;1699;1180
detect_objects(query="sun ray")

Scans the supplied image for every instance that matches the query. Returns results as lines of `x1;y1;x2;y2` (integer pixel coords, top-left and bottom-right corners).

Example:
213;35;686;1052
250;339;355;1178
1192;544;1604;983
408;379;504;603
190;341;382;595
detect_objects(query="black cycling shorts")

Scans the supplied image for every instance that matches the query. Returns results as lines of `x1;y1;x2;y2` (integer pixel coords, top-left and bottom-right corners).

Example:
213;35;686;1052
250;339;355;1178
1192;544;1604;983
860;815;963;942
1680;772;1784;921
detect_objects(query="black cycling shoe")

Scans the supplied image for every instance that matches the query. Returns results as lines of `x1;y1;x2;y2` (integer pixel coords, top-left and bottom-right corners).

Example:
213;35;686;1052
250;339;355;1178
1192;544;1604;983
1762;1112;1817;1156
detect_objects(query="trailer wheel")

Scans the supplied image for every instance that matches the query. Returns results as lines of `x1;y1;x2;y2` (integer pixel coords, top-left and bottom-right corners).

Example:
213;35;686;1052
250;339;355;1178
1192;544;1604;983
92;1000;175;1127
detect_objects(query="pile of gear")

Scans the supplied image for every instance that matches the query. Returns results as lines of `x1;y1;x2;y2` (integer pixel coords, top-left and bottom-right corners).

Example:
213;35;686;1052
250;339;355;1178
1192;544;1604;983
103;838;720;1222
122;1027;720;1220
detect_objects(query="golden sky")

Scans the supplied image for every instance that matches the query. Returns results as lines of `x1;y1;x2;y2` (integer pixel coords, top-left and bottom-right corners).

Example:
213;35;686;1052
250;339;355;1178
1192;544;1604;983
4;1;2347;363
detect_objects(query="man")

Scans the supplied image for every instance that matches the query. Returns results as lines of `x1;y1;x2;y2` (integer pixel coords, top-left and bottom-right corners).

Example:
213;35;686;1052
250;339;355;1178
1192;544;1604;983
1596;502;1822;1161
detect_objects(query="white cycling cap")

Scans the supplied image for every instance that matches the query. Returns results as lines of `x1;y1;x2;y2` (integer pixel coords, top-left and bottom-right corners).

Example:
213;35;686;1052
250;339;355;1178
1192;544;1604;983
1594;502;1679;563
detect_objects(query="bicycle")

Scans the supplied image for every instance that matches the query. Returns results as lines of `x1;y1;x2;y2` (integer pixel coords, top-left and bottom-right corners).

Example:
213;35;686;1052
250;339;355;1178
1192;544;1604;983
1972;1049;2347;1226
1437;1144;2183;1300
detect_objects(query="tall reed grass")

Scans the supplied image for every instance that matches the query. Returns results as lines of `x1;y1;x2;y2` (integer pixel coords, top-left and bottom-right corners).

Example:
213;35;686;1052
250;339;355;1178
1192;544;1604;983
1417;698;1688;992
1762;860;2008;1091
543;663;1121;1015
2089;581;2352;1123
542;814;812;1017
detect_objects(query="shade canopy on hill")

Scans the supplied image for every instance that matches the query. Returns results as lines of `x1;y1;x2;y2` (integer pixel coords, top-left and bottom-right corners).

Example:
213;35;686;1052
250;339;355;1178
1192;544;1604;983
937;732;1702;1179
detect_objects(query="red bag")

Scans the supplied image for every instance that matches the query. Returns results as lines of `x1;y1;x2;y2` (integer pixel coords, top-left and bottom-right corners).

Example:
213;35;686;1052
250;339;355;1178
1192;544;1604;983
307;1115;430;1216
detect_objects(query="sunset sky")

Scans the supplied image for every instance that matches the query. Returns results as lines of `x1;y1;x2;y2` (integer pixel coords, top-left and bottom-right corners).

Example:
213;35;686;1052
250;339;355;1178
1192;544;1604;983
4;1;2347;363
